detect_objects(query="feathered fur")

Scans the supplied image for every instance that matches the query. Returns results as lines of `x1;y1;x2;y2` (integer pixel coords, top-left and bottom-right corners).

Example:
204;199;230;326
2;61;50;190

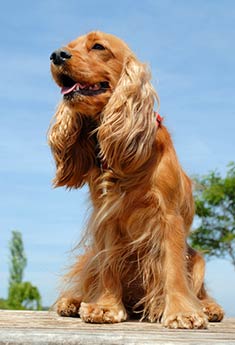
48;31;224;328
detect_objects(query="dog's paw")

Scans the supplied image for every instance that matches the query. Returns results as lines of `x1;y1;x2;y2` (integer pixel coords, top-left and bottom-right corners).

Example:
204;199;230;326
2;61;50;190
79;302;127;323
202;300;224;322
163;311;208;329
57;297;81;317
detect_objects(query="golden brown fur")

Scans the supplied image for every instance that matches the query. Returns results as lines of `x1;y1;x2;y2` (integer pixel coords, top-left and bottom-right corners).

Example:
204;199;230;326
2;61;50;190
48;31;224;328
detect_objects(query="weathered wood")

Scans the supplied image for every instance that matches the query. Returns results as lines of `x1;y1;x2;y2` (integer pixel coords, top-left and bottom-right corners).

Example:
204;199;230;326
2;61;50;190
0;310;234;345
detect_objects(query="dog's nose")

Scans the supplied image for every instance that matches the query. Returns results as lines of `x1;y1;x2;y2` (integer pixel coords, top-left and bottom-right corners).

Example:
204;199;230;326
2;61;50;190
50;49;72;65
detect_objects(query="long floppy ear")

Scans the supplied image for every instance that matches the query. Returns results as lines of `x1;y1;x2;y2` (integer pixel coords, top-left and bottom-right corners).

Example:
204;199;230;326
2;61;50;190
48;103;97;188
98;56;159;175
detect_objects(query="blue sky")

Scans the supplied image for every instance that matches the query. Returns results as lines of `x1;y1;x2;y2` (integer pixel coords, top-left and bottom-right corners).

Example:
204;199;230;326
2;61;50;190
0;0;234;316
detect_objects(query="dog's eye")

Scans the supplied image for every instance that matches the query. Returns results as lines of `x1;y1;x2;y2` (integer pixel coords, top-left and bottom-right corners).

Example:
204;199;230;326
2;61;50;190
92;43;105;50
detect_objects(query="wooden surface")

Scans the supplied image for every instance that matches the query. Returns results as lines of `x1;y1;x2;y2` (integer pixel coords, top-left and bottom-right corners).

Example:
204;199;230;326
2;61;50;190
0;310;234;345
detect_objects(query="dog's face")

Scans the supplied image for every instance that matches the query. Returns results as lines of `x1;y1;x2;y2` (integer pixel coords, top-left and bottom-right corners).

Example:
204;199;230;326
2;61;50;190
50;31;133;116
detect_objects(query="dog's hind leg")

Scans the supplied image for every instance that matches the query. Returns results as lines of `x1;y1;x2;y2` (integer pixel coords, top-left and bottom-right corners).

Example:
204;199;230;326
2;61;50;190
55;251;93;317
56;294;82;317
187;245;224;322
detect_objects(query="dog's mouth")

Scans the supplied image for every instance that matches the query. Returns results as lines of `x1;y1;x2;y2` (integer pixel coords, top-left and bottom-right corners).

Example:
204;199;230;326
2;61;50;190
58;74;110;97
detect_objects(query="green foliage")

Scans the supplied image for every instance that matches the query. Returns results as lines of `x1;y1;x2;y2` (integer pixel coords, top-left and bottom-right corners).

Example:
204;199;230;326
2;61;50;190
0;298;9;309
5;230;42;310
8;282;42;310
190;162;235;268
9;230;27;285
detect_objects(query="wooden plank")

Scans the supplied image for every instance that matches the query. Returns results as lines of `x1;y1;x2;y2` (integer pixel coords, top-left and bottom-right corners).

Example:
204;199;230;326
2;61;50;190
0;310;234;345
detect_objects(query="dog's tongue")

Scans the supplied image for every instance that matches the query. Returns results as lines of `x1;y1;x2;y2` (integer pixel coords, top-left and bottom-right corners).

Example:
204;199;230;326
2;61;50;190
61;83;78;95
61;82;91;95
61;82;100;95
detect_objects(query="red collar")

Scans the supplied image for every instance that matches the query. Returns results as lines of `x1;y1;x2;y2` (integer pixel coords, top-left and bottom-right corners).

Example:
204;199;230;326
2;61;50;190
154;111;163;127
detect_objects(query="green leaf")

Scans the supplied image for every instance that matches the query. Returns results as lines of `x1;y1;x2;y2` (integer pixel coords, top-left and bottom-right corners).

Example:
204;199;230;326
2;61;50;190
190;162;235;269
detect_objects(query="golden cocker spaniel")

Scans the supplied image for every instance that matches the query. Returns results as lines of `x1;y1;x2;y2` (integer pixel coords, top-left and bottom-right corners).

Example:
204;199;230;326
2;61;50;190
48;31;224;328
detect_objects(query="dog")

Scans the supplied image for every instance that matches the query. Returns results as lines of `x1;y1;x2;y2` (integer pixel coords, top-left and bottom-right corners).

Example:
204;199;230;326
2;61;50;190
48;31;224;328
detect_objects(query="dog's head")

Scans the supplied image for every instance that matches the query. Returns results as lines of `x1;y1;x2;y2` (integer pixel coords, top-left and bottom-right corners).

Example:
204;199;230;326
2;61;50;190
49;31;158;188
50;31;134;116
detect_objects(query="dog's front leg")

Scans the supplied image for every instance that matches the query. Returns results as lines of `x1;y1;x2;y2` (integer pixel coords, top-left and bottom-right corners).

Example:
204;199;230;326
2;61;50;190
79;268;127;323
79;290;127;324
162;215;208;329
